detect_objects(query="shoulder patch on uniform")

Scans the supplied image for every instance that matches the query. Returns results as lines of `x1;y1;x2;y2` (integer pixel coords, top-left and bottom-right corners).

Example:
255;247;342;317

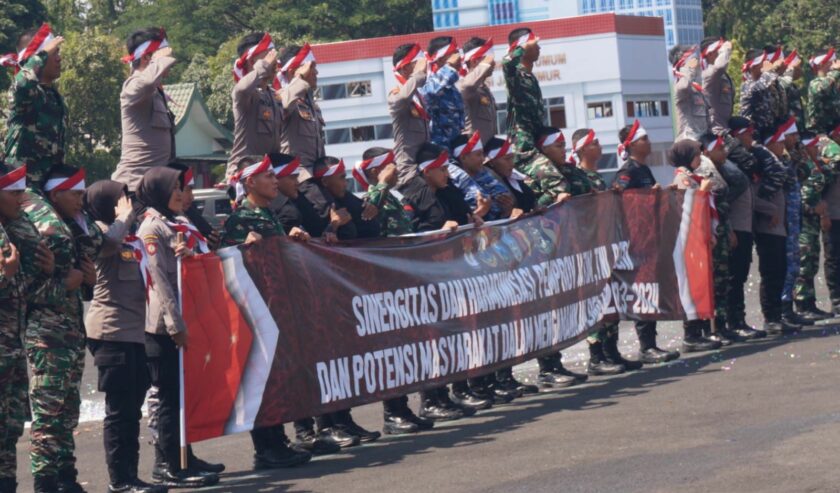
145;243;158;256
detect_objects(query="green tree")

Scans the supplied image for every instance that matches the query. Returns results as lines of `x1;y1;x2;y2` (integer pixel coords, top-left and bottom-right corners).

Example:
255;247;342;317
59;29;125;180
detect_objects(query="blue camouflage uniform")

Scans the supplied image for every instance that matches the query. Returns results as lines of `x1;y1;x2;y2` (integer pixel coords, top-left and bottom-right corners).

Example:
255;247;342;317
446;163;508;220
781;153;801;303
420;65;465;148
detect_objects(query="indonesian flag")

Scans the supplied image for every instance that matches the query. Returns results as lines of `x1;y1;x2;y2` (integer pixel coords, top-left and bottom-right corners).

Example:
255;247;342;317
570;129;596;165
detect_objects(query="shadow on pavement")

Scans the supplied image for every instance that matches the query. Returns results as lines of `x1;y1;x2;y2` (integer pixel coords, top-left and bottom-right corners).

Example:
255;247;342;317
207;323;840;492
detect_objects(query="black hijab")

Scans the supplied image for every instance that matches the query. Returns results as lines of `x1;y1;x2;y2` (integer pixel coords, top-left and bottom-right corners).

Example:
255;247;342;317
136;167;182;220
667;139;701;169
84;180;128;225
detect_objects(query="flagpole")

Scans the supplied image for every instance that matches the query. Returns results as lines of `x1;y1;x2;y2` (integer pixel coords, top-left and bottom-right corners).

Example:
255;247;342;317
177;256;188;470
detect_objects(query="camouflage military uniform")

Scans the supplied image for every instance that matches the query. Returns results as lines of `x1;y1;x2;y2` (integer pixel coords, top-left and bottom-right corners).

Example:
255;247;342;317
69;212;104;303
0;223;28;482
525;156;592;207
780;153;801;303
3;52;67;186
24;196;87;483
579;168;620;345
695;159;732;324
222;198;286;246
365;183;413;237
821;140;840;304
447;164;508;220
780;73;805;131
793;149;827;305
503;46;546;170
740;71;778;135
419;65;465;148
806;70;840;134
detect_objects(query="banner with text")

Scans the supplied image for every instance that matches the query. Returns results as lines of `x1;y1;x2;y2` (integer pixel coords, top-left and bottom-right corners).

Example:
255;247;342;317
180;189;713;443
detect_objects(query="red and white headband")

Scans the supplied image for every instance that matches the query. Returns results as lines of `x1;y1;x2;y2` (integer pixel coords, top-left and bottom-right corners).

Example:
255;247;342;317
44;168;85;192
764;125;788;145
569;129;596;164
232;33;274;82
122;32;169;64
731;124;754;137
810;48;836;70
353;151;395;190
419;151;449;173
741;51;767;73
508;31;536;53
784;49;800;67
537;129;565;150
183;168;195;187
700;39;724;69
279;43;315;86
274;157;301;178
673;47;697;72
0;166;26;191
766;47;784;63
428;39;458;72
232;155;273;201
1;24;54;71
485;139;513;161
618;120;647;160
802;135;819;148
393;43;425;80
781;117;798;137
701;38;724;59
463;38;494;64
453;132;483;158
705;135;725;152
314;159;345;179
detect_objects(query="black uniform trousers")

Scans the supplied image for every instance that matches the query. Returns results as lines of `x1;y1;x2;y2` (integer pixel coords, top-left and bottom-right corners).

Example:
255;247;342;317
822;220;840;304
754;233;787;321
145;333;182;471
727;230;754;324
89;340;150;485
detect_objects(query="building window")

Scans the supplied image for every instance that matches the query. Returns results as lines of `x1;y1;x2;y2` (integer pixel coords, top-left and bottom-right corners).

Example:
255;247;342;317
598;153;618;171
665;9;672;25
325;123;393;144
587;101;613;119
625;100;670;118
666;29;674;46
545;97;567;128
347;81;371;98
496;102;509;134
313;80;372;101
489;0;519;25
351;126;375;142
326;128;351;145
375;124;393;140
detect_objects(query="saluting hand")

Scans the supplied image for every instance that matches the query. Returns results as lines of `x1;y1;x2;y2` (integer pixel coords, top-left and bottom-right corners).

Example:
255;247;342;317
264;49;278;70
152;46;173;60
44;36;64;56
114;195;133;220
413;57;428;75
35;241;54;275
483;55;496;68
1;243;20;280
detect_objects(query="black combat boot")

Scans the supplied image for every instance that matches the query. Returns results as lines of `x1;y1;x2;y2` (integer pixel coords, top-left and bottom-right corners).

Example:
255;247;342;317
637;326;680;363
782;301;812;327
33;476;58;493
796;300;832;321
586;341;625;376
57;466;86;493
682;321;722;353
603;332;643;371
0;478;17;493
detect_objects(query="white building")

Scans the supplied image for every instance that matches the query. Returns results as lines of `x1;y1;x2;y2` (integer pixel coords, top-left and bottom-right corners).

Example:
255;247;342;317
313;13;677;184
432;0;704;50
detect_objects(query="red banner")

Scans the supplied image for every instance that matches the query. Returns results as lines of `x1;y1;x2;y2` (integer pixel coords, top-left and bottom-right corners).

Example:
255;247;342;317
180;189;713;443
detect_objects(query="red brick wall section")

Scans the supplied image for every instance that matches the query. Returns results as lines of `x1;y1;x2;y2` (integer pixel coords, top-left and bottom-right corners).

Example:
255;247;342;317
313;13;665;65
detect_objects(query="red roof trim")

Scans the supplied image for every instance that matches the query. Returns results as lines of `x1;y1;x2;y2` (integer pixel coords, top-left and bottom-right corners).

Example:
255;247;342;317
313;13;664;64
